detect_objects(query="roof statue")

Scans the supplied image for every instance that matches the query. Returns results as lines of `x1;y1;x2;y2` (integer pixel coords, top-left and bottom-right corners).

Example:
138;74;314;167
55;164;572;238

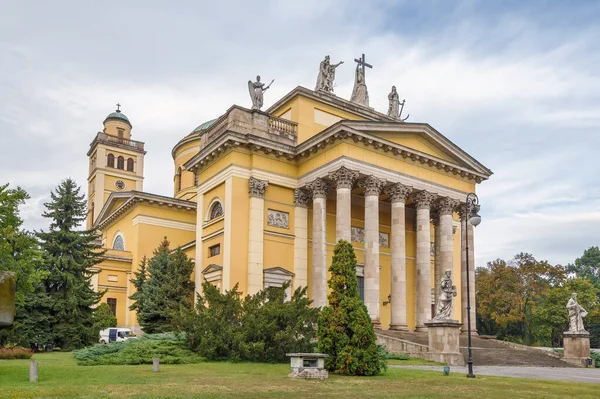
387;86;409;121
315;55;344;93
350;53;371;107
248;75;274;110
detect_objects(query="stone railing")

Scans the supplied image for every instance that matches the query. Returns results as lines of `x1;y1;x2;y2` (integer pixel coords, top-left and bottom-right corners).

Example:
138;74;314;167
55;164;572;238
268;115;297;140
91;132;145;152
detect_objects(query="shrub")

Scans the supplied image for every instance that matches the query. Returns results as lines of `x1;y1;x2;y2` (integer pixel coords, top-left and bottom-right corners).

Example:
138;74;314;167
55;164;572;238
0;346;33;359
178;281;319;363
72;333;203;365
317;240;385;376
591;351;600;368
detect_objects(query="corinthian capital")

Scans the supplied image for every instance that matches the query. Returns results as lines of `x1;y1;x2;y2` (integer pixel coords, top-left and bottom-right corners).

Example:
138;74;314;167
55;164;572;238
437;197;459;215
249;177;269;198
384;182;413;203
329;166;359;189
412;190;437;210
359;175;385;196
294;188;310;207
307;178;330;199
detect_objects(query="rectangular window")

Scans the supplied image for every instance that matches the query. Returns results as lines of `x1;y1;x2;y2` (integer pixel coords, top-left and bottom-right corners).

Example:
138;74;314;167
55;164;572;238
357;276;364;302
209;244;220;257
107;298;117;316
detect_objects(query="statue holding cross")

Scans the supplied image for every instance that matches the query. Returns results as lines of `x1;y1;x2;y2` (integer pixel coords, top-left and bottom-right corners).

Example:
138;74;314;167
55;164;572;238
350;53;371;107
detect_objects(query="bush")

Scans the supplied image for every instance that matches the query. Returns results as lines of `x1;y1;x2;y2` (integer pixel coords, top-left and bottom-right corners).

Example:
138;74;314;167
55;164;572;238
0;346;33;359
317;240;385;376
72;333;203;365
178;281;319;363
591;351;600;368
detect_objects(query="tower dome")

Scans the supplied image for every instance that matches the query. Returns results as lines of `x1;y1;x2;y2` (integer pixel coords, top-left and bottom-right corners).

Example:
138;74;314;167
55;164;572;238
191;118;217;134
103;104;132;128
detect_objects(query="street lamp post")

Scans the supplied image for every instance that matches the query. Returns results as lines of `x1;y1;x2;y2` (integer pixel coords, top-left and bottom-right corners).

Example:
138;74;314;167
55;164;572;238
464;192;481;379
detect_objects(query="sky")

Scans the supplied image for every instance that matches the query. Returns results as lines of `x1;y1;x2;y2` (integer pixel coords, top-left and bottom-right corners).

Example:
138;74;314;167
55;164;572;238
1;0;599;267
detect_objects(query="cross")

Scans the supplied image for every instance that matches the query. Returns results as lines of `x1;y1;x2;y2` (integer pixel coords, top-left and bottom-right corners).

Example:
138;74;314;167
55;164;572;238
354;53;373;75
116;103;121;112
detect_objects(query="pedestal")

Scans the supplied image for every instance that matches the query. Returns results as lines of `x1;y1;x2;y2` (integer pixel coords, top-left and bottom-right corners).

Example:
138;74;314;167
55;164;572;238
424;320;464;366
563;331;592;368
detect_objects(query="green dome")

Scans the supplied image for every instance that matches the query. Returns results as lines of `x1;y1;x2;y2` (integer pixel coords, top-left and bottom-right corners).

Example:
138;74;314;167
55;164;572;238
104;110;132;127
191;118;217;133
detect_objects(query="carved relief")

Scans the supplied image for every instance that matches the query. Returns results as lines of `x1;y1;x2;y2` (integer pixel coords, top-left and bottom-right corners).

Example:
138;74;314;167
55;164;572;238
350;226;389;248
267;210;289;229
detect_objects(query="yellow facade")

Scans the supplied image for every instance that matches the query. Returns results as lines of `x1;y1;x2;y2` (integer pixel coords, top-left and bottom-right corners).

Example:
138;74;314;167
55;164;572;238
88;87;491;332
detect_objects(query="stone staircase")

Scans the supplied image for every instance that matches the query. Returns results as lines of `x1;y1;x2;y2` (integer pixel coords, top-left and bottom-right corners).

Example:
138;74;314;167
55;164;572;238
377;330;575;367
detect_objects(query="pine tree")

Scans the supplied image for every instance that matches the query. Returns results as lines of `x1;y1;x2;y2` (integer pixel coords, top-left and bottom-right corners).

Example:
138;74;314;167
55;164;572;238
317;240;383;376
138;238;194;333
129;256;148;314
36;179;104;350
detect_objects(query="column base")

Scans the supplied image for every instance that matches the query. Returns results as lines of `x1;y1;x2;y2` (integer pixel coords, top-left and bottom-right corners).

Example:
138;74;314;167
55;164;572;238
371;318;382;330
414;325;428;333
389;324;410;331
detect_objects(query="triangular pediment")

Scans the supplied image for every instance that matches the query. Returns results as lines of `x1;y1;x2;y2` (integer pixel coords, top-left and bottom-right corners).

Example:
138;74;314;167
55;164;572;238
263;266;295;277
202;264;223;274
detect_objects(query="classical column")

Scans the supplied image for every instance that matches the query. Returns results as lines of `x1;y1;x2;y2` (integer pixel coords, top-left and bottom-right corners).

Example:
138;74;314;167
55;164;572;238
248;177;268;295
459;205;478;335
413;190;437;331
437;197;459;319
293;188;310;291
385;182;412;330
432;212;441;308
329;166;358;242
307;178;330;308
359;175;385;327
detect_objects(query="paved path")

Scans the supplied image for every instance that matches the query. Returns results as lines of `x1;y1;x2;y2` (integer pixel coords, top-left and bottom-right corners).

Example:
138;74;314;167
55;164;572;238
391;365;600;383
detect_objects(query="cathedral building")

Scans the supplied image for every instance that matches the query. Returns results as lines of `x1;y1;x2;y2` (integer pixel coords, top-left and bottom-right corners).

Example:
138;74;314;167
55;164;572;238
87;61;492;333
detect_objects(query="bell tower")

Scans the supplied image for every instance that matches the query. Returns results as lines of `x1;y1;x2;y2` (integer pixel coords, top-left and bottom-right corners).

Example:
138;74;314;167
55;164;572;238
86;104;146;228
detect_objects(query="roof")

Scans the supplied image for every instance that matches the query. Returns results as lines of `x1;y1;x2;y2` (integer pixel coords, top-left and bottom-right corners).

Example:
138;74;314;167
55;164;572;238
192;118;218;134
103;110;132;128
94;190;196;230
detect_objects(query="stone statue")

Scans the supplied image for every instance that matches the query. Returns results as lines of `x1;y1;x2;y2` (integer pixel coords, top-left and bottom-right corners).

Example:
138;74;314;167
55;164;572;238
315;55;343;93
387;86;400;118
433;269;457;321
350;63;369;106
248;75;274;110
566;293;588;333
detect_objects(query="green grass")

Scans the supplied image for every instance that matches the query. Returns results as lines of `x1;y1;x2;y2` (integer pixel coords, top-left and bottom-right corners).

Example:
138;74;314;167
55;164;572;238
1;352;599;398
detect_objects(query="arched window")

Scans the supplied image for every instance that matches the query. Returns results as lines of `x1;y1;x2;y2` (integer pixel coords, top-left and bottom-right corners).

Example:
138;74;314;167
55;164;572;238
107;153;115;168
209;201;223;220
126;158;134;172
117;156;124;170
176;166;182;192
112;234;124;251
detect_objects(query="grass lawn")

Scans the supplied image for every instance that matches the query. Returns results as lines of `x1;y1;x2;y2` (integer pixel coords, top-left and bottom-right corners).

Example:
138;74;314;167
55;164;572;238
1;352;599;399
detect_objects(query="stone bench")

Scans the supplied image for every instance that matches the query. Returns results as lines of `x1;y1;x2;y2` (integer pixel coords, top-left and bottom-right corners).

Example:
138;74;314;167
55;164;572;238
286;353;328;379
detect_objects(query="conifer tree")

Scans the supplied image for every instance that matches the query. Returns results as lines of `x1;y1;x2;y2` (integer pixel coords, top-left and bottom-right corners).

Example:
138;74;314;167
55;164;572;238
317;240;383;376
129;256;148;314
138;238;194;333
36;179;103;349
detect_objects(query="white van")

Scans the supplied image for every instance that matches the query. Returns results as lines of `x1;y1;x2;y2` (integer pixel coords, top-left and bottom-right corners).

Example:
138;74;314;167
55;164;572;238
99;328;137;344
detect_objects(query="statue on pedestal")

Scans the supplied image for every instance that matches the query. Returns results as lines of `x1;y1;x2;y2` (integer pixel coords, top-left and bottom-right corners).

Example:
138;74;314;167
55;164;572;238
387;86;400;119
350;54;372;107
248;75;274;110
566;293;588;333
315;55;344;93
433;269;457;321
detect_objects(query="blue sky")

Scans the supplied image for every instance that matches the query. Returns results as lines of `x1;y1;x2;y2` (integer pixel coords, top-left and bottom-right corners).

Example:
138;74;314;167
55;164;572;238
1;0;598;267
